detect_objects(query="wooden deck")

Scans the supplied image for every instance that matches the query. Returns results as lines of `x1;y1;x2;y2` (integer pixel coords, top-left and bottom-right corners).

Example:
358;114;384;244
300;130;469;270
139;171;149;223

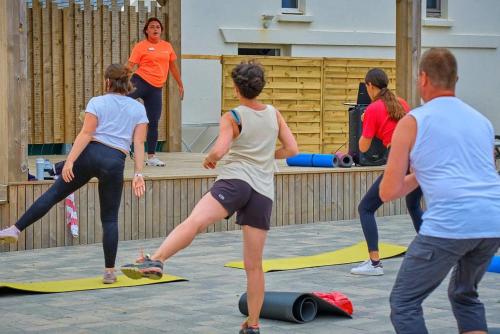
0;153;407;253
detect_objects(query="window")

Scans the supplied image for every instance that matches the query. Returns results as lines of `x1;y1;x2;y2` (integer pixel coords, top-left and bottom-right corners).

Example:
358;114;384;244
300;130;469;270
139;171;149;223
282;0;303;14
426;0;442;18
238;48;281;56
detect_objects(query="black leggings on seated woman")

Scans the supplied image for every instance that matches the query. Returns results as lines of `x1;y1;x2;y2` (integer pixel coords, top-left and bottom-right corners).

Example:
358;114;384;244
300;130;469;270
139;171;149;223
358;174;423;252
15;142;125;268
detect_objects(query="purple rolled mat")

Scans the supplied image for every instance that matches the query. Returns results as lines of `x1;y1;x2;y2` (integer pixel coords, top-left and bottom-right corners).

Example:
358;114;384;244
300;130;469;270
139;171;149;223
336;153;353;168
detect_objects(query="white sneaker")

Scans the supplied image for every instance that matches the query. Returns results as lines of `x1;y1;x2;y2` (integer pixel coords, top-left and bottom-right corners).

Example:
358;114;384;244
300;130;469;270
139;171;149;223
350;260;384;276
146;156;166;167
0;225;20;243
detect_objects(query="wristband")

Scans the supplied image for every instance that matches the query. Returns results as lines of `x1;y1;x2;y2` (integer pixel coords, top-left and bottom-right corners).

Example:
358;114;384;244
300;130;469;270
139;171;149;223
134;173;143;178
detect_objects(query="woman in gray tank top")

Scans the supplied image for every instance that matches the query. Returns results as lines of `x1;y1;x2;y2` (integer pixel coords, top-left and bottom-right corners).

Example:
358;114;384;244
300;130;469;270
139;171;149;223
121;61;298;334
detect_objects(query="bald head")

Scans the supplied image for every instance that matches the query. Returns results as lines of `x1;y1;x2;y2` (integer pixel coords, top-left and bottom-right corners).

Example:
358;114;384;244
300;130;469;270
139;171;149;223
419;48;458;90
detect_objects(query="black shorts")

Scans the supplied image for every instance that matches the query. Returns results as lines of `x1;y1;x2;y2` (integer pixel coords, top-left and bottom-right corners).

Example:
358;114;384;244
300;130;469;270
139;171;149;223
210;179;273;231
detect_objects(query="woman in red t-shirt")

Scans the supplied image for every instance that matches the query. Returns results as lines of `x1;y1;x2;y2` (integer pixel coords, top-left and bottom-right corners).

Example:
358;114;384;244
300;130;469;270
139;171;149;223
127;17;184;167
350;68;423;276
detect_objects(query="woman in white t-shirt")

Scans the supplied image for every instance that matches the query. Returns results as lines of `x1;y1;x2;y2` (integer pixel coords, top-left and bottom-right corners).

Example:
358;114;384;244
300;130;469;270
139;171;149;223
0;64;149;284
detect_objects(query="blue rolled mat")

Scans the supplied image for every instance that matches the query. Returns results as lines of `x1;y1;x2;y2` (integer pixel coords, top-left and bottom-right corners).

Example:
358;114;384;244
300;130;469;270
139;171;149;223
286;153;314;167
487;256;500;273
312;154;339;168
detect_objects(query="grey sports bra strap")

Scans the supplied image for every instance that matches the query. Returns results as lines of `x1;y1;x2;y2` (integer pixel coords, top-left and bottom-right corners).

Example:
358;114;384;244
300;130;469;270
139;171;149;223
230;109;242;132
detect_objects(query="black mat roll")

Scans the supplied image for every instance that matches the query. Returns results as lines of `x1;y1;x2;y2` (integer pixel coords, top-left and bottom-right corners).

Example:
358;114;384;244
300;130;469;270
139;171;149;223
238;291;352;323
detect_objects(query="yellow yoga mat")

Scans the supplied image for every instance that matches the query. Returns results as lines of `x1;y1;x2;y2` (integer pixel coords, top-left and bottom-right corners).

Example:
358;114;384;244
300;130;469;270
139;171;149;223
225;241;407;273
0;274;186;293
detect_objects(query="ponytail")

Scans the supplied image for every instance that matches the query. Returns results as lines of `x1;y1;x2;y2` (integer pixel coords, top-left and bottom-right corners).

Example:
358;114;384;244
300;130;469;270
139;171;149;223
374;88;406;121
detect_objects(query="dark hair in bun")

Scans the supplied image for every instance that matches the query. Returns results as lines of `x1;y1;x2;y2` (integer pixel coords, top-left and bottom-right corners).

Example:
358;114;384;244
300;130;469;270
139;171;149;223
231;60;266;99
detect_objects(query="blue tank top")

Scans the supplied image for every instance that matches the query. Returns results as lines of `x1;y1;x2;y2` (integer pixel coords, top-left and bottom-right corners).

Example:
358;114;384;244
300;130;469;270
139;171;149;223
410;97;500;239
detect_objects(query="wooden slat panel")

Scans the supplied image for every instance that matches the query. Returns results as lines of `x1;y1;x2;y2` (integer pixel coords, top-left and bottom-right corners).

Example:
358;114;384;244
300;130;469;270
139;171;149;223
120;3;129;65
33;185;42;249
102;3;112;86
74;4;84;135
9;187;19;252
63;2;75;142
17;186;26;251
275;175;282;227
138;180;147;239
87;182;95;244
173;180;181;228
307;174;314;223
31;0;43;143
111;0;120;64
152;180;160;238
83;0;93;108
94;183;102;245
132;181;139;240
159;180;167;237
42;1;53;143
124;181;132;241
93;1;103;96
167;179;175;234
145;180;153;239
27;7;34;144
24;185;34;250
57;190;66;246
52;4;64;142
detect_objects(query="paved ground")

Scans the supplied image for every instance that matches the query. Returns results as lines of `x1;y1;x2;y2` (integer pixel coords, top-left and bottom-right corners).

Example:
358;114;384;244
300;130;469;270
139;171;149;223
0;215;499;334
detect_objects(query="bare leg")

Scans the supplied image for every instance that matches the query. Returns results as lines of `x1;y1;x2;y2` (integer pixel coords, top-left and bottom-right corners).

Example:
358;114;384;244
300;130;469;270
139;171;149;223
242;225;268;327
151;193;228;262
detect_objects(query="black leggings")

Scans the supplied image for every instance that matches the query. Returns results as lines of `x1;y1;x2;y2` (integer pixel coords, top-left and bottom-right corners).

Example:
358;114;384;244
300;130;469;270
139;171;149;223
128;74;163;154
15;142;125;268
358;174;424;252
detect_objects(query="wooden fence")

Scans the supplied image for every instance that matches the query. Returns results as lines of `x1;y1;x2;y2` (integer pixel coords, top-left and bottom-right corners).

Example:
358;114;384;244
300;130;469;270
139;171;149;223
26;0;170;144
222;56;396;153
0;167;412;253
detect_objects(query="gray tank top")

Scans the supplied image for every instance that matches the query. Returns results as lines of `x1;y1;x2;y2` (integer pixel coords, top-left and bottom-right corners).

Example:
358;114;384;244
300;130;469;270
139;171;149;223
216;105;279;200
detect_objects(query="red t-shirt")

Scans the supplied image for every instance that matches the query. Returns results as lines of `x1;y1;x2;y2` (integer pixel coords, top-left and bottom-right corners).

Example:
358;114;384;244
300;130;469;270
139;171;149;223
361;98;410;147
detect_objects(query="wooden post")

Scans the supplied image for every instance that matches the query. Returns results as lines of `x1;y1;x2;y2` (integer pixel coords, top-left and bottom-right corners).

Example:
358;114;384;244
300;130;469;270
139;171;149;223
0;0;28;192
167;0;182;151
396;0;422;108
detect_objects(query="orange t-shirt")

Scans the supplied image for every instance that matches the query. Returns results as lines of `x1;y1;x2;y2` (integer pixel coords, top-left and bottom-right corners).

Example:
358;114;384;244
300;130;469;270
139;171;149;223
128;39;177;88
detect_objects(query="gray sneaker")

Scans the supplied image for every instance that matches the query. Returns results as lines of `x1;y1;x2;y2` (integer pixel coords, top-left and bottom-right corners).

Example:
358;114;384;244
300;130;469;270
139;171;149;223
102;271;117;284
145;156;166;167
0;225;20;243
350;259;384;276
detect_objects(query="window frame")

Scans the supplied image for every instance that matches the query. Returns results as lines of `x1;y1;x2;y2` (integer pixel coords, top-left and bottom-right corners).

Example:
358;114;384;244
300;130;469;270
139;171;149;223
426;0;442;18
281;0;305;15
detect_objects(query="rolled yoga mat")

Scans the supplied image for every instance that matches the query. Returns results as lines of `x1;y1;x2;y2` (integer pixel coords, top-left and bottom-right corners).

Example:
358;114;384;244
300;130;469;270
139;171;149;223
487;256;500;273
286;153;314;167
225;241;407;272
239;291;353;323
336;153;354;168
0;274;186;294
311;154;339;168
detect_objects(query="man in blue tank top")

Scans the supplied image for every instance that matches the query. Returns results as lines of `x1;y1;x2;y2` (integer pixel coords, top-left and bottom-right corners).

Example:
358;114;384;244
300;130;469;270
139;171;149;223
380;48;500;334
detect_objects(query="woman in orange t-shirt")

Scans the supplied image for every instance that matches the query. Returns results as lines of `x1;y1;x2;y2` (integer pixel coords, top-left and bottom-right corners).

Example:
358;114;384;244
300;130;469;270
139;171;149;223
128;17;184;167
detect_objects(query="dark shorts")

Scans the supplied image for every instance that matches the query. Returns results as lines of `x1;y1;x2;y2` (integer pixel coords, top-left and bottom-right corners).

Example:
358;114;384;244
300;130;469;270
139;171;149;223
210;179;273;231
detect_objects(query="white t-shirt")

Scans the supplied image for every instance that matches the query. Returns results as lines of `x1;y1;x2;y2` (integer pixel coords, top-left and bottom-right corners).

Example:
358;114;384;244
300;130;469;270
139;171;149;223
86;94;148;152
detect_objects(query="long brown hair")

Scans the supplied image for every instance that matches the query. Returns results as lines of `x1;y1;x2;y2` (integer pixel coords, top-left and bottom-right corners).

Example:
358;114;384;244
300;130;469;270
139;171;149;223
365;68;406;121
105;64;133;95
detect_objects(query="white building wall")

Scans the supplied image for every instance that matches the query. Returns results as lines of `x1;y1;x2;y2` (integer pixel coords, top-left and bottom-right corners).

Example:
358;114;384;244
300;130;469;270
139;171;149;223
181;0;500;133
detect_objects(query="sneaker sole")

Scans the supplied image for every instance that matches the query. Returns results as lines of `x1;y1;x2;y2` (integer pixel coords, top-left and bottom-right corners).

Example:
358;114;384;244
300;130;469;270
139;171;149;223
146;163;165;167
0;236;18;243
102;279;117;284
120;266;163;280
350;271;384;276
